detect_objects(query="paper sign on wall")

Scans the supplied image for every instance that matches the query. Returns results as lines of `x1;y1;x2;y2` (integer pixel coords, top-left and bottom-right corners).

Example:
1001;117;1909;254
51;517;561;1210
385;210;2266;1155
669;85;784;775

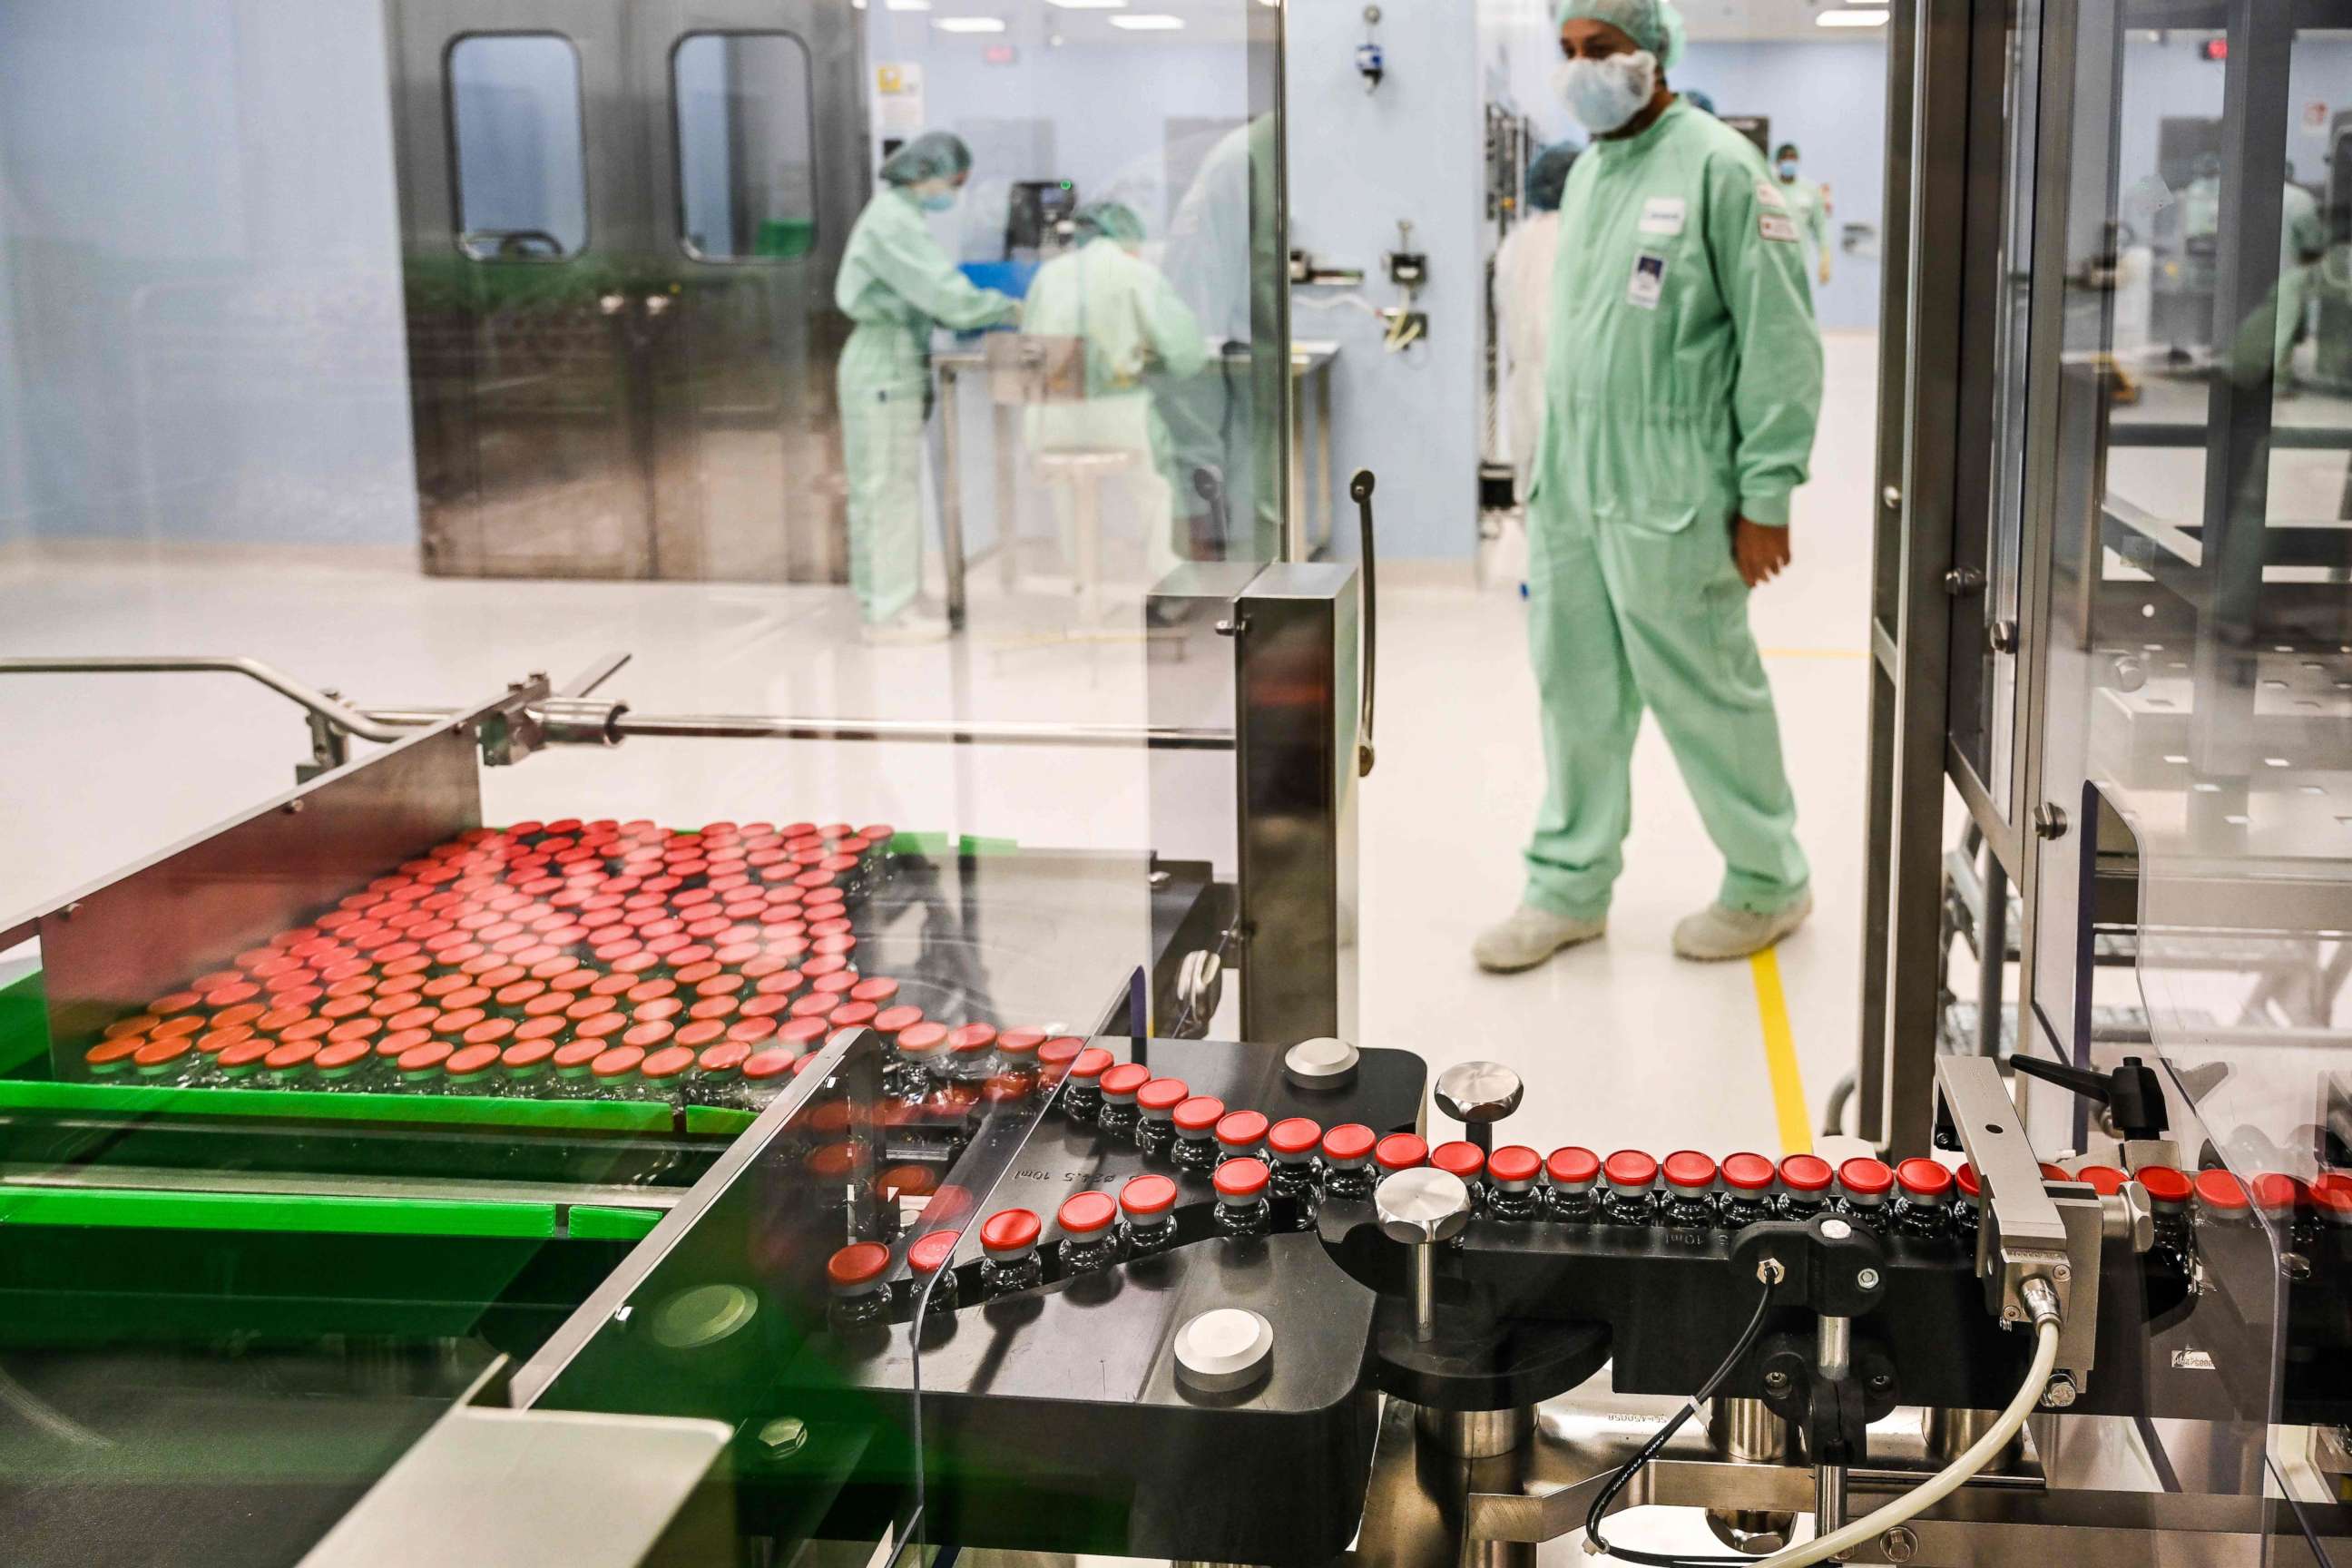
876;64;926;134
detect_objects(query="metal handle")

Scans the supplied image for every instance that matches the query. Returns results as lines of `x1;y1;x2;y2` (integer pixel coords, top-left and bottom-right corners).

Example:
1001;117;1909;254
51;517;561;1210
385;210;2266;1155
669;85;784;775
1350;469;1379;777
0;656;409;743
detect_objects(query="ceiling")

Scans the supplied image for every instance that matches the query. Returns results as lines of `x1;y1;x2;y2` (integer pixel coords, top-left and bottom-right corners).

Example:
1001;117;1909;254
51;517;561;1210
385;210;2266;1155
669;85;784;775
890;0;1891;50
1679;0;1892;43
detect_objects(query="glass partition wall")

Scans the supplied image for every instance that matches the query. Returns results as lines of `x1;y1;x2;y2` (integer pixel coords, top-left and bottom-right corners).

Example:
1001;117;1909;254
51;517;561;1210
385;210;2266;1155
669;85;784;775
0;2;1289;1562
1999;6;2352;1561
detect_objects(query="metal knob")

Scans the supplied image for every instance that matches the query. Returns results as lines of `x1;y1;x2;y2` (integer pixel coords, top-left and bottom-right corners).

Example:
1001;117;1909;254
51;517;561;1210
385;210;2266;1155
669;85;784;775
1377;1167;1472;1341
1434;1060;1524;1152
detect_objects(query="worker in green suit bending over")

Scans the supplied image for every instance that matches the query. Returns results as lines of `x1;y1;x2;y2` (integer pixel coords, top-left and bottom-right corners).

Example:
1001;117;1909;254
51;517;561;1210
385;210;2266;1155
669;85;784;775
1475;0;1823;972
835;132;1018;645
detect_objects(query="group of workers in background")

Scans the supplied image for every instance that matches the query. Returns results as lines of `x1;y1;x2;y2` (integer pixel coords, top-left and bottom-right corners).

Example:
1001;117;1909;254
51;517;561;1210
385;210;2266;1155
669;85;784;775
832;0;1828;968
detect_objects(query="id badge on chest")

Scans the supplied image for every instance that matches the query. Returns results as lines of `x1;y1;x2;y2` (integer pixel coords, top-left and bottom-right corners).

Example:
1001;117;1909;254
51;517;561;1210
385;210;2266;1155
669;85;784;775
1626;250;1668;310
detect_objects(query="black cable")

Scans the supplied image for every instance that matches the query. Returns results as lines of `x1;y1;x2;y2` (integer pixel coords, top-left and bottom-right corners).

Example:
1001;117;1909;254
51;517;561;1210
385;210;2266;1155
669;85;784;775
1583;1276;1779;1568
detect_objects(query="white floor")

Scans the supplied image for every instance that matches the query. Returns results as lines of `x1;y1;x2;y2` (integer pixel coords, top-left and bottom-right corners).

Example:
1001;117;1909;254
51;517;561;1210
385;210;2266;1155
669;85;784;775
0;330;1884;1169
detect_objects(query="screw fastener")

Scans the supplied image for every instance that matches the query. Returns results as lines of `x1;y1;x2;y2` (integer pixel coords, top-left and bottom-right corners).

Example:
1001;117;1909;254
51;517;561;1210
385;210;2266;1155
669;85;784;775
1880;1525;1920;1563
1857;1269;1882;1291
2041;1372;2079;1409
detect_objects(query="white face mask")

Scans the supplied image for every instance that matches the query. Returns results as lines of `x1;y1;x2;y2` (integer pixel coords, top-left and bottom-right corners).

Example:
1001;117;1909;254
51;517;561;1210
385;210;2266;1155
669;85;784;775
1553;48;1659;135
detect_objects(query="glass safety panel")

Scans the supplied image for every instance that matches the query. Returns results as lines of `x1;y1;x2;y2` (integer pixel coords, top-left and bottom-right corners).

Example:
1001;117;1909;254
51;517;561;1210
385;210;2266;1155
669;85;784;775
2025;7;2352;1564
0;0;1289;1560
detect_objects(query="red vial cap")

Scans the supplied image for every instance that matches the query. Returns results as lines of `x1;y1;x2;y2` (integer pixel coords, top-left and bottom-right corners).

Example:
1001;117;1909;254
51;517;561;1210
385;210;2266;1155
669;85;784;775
908;1230;961;1275
261;1039;319;1070
641;1045;696;1081
446;1044;502;1077
1896;1158;1956;1200
2252;1173;2303;1213
503;1039;557;1070
1955;1162;1981;1199
1838;1158;1894;1199
1602;1150;1659;1189
1779;1154;1835;1193
1322;1122;1377;1165
981;1208;1042;1257
828;1241;892;1290
1432;1141;1487;1181
741;1049;796;1081
1101;1063;1152;1099
947;1023;997;1054
1721;1152;1777;1192
1057;1191;1118;1235
1137;1077;1191;1113
996;1028;1046;1058
1036;1037;1083;1071
676;1019;729;1050
1216;1110;1270;1151
2194;1170;2250;1212
84;1038;146;1067
698;1041;753;1073
1662;1151;1718;1192
1069;1047;1113;1082
2073;1164;2128;1197
1214;1157;1270;1200
2135;1166;2193;1204
828;1002;878;1030
399;1041;455;1073
1376;1133;1429;1172
2039;1162;2070;1181
377;1027;432;1059
1121;1173;1179;1219
220;1038;274;1069
1172;1095;1227;1133
873;1004;925;1034
1269;1117;1323;1158
849;976;899;1004
592;1045;647;1079
1546;1147;1602;1186
898;1022;949;1057
2310;1173;2352;1220
315;1040;373;1072
1490;1145;1543;1188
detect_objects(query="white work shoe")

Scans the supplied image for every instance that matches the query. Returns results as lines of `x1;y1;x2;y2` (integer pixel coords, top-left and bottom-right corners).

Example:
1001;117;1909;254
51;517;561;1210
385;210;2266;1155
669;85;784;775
1473;905;1607;973
862;610;952;647
1672;890;1814;962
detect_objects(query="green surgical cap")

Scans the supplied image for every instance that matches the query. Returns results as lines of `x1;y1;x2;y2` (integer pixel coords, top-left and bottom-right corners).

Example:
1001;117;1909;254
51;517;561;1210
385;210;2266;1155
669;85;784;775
1073;201;1146;246
1553;0;1687;71
879;131;974;187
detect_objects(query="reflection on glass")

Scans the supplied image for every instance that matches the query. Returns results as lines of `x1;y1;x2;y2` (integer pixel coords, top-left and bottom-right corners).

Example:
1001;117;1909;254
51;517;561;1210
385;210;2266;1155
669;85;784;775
448;34;588;260
673;33;817;262
2028;19;2352;1562
1019;201;1208;617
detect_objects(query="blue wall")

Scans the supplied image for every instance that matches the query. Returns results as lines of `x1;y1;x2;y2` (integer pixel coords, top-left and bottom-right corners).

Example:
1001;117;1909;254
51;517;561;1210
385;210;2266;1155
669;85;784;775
1676;42;1889;332
1285;3;1486;563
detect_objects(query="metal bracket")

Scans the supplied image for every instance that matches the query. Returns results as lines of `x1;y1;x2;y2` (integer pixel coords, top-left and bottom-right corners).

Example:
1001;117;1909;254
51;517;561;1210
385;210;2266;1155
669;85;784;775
1935;1057;2099;1383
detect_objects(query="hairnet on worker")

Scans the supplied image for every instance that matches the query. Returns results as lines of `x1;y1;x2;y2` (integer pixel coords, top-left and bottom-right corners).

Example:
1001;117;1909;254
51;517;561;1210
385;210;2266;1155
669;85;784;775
878;132;974;188
1553;0;1686;69
1072;200;1148;248
1524;144;1580;215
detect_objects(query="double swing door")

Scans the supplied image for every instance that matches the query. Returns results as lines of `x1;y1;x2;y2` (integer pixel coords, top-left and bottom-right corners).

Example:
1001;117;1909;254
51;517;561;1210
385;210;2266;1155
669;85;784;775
389;0;866;580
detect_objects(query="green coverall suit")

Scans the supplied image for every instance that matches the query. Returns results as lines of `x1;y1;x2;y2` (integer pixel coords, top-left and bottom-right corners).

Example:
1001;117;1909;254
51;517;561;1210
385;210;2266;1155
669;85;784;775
1021;234;1210;584
1777;173;1832;283
834;187;1015;622
1523;98;1822;919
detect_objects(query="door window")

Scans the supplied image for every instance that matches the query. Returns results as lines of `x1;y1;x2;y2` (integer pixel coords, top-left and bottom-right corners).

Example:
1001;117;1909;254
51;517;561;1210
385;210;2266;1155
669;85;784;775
447;34;590;260
671;32;818;262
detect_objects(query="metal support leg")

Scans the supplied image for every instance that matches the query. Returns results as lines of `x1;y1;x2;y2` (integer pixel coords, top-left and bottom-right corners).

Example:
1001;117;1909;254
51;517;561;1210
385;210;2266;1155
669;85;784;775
939;363;968;630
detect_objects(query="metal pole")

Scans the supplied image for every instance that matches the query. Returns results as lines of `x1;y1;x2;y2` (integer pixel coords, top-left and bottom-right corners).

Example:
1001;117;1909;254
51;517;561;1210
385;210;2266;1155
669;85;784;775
1816;1314;1853;1560
608;712;1234;751
1977;844;2009;1055
1411;1246;1438;1341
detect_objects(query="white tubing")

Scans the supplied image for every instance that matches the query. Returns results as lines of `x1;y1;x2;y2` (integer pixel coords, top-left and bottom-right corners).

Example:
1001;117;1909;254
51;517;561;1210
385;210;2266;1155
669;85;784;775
1754;1316;2062;1568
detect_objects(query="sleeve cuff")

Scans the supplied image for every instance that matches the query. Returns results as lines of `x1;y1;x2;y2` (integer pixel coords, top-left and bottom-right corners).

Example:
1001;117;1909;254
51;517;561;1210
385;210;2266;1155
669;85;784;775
1740;493;1793;526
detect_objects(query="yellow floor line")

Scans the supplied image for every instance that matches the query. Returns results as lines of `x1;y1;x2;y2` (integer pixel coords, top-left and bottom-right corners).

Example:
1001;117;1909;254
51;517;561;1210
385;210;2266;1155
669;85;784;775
1750;946;1812;1156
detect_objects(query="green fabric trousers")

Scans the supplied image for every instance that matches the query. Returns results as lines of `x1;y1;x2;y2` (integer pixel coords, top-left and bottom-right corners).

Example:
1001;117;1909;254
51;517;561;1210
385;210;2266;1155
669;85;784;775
1522;503;1809;919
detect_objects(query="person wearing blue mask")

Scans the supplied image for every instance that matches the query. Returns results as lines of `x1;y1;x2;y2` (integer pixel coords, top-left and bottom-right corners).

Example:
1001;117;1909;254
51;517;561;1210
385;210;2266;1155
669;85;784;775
834;132;1018;644
1475;0;1823;971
